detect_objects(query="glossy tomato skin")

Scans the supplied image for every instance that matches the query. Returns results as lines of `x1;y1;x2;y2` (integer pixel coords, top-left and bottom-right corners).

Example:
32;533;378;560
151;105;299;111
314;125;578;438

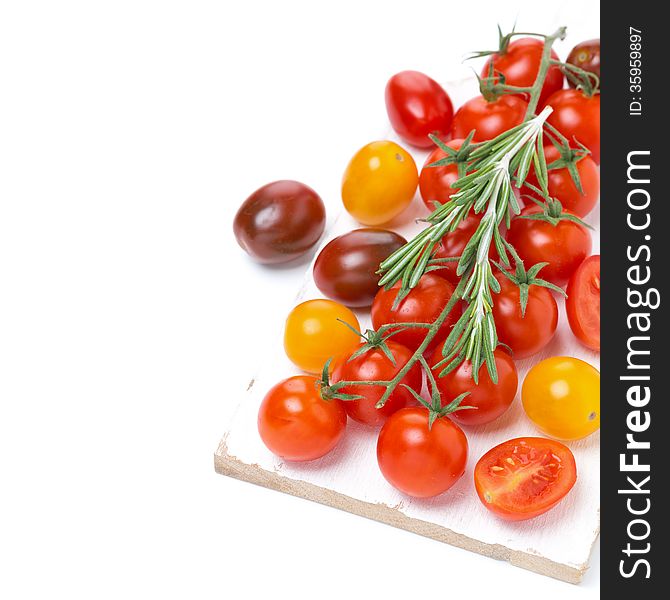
525;145;599;217
566;255;600;351
313;229;407;307
377;407;468;497
419;139;464;209
258;375;347;461
371;274;463;353
430;345;518;426
385;71;454;148
332;341;422;426
482;38;564;107
506;205;592;287
545;89;601;164
522;357;600;440
474;437;577;521
431;211;499;285
451;95;527;142
567;39;600;87
284;299;361;374
342;141;418;226
491;274;558;358
233;180;325;264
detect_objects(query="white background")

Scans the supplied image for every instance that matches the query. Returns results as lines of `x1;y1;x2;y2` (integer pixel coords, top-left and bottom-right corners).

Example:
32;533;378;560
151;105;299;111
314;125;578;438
1;1;599;598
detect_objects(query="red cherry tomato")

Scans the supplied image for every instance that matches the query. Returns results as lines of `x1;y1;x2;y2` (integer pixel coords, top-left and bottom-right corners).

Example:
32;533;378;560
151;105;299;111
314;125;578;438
385;71;454;148
377;407;468;498
332;341;422;427
419;139;464;209
431;211;499;286
371;274;463;353
545;89;601;164
451;95;528;142
506;205;592;287
566;255;600;351
313;228;407;307
481;38;564;108
525;144;600;217
430;345;518;426
258;376;347;461
474;437;577;521
491;274;558;358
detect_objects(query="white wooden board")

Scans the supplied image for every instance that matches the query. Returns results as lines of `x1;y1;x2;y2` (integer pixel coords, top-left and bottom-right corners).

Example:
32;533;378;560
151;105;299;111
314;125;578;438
216;78;600;584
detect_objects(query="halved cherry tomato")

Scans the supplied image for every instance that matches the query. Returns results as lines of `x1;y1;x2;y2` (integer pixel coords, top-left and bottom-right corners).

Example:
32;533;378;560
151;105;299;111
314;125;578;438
525;144;600;218
332;341;422;427
258;375;347;461
545;89;601;164
430;345;518;426
419;139;464;209
450;95;527;142
506;205;592;287
491;273;558;358
377;407;468;497
342;141;418;226
474;437;577;521
385;70;454;148
313;228;407;307
522;356;600;440
371;274;463;353
284;299;360;374
566;255;600;351
481;38;564;107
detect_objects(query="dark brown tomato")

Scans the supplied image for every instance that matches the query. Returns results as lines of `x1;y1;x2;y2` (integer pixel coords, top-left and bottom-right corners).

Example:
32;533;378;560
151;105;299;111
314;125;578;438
567;39;600;87
313;229;407;307
233;180;326;264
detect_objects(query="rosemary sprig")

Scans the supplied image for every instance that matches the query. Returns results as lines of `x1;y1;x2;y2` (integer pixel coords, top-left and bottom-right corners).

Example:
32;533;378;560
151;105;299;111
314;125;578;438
323;25;577;406
378;107;552;382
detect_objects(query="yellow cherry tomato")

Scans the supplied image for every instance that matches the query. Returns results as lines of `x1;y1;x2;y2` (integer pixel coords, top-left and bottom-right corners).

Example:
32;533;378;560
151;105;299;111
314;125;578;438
284;299;360;374
522;356;600;441
342;141;418;226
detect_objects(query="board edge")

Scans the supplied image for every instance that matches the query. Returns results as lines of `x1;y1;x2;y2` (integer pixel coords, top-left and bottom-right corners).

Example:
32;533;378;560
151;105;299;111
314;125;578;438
214;438;596;585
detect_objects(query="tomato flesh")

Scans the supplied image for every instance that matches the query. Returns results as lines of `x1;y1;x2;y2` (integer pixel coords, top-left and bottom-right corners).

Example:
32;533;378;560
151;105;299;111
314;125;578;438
474;437;577;521
566;255;600;351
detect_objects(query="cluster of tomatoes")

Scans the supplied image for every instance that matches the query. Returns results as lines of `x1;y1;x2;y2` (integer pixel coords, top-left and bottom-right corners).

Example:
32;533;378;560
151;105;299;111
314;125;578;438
234;33;601;521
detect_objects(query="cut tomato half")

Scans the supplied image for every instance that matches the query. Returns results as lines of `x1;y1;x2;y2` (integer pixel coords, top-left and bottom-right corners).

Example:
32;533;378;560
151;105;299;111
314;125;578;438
566;255;600;351
474;437;577;521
